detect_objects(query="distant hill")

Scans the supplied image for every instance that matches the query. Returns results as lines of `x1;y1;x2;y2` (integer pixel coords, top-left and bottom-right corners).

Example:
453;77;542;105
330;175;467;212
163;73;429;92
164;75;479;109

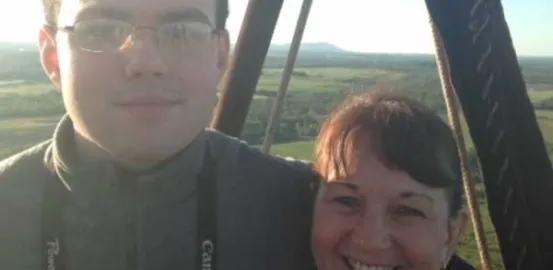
268;42;347;53
227;42;350;56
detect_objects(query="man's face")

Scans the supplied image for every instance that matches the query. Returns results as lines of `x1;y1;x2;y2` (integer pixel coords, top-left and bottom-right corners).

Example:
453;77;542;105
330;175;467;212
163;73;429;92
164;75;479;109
39;0;229;167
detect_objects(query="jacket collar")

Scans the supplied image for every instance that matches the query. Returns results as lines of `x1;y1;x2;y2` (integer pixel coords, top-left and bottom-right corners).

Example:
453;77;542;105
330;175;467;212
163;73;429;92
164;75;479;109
44;114;208;198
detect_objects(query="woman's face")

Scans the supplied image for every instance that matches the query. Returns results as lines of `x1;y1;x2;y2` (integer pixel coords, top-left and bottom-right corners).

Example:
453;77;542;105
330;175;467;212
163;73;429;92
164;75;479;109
312;151;466;270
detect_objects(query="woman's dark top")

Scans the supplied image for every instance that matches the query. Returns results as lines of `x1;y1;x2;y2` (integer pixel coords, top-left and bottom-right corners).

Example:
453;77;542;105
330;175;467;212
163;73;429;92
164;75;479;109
448;254;476;270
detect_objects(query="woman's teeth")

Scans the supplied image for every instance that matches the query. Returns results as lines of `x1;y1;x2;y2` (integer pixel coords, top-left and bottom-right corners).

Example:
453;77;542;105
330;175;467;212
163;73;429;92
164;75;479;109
347;258;399;270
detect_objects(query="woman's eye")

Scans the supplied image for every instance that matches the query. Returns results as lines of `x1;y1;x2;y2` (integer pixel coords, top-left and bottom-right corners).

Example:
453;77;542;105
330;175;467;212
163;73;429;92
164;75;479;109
395;206;427;219
332;196;361;210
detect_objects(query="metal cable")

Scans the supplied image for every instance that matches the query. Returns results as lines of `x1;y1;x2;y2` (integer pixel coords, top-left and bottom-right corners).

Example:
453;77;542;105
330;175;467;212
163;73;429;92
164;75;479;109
262;0;313;153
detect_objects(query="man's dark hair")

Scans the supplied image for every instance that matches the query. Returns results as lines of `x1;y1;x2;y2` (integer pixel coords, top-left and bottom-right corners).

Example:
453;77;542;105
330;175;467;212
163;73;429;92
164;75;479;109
42;0;229;29
314;90;464;217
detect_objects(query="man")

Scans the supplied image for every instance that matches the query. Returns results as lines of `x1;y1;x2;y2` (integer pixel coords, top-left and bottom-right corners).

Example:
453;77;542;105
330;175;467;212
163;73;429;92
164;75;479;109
0;0;318;269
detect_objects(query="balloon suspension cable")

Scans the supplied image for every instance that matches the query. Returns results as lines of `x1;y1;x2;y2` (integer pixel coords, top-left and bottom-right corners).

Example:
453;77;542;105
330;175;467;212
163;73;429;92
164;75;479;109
261;0;313;154
430;20;493;270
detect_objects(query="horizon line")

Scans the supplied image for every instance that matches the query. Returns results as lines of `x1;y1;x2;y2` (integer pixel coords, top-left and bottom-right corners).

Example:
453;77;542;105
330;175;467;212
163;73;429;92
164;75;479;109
1;40;553;58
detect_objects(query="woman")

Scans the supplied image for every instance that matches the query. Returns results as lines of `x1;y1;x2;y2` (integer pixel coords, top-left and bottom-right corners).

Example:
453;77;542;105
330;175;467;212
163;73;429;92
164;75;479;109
311;91;474;270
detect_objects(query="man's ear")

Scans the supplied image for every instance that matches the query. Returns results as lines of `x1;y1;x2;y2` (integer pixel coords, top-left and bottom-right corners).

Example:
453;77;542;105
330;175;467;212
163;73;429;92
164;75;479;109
38;27;61;90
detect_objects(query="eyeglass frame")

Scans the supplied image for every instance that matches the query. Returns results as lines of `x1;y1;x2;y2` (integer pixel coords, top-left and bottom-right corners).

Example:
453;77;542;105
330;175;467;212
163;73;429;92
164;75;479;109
45;18;225;53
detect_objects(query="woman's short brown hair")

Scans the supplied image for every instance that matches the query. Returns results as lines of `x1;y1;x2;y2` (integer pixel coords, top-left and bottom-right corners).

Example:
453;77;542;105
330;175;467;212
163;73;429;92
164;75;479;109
314;90;463;216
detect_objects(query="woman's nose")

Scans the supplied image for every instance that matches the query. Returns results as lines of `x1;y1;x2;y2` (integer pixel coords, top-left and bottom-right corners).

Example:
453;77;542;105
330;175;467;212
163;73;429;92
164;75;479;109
349;214;393;251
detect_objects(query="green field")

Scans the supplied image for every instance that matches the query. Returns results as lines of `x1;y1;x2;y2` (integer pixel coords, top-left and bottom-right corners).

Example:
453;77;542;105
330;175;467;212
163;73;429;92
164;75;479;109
257;67;406;92
0;83;56;96
0;116;59;157
528;88;553;102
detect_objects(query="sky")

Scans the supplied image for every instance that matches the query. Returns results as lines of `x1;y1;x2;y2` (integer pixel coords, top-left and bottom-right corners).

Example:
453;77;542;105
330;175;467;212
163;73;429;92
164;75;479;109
0;0;552;55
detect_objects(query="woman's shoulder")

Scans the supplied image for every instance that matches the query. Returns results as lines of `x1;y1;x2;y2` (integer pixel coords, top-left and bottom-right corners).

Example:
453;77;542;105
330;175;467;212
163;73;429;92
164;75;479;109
448;254;476;270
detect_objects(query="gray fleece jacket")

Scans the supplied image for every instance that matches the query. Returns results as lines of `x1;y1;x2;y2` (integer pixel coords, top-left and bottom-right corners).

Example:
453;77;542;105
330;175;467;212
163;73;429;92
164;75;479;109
0;115;318;270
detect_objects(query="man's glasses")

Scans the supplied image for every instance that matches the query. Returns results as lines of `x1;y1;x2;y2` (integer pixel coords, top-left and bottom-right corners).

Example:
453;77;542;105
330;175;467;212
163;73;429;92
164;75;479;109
55;19;219;53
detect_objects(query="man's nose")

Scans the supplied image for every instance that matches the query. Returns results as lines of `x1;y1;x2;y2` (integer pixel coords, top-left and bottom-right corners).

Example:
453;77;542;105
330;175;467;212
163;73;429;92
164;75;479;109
123;32;169;78
349;213;393;251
